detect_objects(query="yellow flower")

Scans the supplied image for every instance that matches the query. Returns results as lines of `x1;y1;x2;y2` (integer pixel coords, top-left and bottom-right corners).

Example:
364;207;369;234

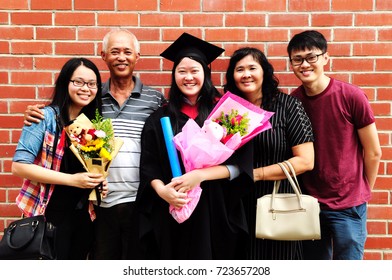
99;147;112;161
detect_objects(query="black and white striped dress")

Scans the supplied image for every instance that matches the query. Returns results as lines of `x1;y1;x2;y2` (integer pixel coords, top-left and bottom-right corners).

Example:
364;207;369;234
244;92;314;260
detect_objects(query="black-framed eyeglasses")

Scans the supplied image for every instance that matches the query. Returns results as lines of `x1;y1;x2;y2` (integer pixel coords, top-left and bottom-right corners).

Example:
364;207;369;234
290;53;325;66
70;79;97;89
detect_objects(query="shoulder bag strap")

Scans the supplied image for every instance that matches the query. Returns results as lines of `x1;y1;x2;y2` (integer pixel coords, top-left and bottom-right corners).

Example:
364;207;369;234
43;106;60;204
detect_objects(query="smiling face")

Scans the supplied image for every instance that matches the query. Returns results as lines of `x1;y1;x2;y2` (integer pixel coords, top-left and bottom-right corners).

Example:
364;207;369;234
289;47;329;87
233;54;264;102
68;65;98;117
174;57;205;104
101;31;140;79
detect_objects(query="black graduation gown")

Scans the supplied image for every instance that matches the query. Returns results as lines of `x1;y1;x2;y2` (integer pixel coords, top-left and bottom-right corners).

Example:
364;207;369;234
134;106;254;260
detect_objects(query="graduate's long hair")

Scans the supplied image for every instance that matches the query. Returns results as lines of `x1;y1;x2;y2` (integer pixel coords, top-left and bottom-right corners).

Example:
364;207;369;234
50;57;102;127
166;56;221;134
224;47;280;111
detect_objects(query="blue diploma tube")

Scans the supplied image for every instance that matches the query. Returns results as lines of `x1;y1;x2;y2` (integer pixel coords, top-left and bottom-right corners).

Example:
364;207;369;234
160;116;182;178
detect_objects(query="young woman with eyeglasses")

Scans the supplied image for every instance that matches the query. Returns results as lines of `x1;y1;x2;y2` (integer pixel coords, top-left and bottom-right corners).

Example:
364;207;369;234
12;58;108;259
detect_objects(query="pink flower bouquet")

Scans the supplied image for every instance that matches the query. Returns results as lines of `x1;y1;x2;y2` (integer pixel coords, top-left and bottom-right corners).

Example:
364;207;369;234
170;92;274;223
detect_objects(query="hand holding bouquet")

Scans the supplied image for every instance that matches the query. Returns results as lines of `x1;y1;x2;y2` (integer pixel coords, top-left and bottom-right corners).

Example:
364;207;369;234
66;110;123;203
169;92;274;223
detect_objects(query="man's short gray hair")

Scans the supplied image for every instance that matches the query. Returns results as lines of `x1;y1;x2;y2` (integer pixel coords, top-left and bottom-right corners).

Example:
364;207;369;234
102;28;140;54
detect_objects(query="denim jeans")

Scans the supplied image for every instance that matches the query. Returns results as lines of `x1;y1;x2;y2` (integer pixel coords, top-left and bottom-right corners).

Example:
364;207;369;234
303;202;368;260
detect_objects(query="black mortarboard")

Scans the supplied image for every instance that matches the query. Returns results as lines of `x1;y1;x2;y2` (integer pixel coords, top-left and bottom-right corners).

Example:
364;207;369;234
160;32;224;65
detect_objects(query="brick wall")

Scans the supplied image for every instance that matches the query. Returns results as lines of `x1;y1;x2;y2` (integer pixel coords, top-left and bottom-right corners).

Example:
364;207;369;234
0;0;391;260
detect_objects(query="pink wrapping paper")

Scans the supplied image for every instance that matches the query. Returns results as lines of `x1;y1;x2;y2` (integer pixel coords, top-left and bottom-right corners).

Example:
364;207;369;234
170;92;274;223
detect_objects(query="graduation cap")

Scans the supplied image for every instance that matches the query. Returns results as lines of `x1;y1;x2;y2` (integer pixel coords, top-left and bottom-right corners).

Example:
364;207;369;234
160;32;224;65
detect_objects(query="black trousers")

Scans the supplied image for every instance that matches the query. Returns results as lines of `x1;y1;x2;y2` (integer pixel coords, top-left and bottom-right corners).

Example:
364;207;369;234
91;202;136;260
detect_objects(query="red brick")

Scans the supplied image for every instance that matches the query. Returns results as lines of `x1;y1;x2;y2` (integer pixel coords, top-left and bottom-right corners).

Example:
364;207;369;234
98;13;138;26
378;133;389;146
0;41;9;54
204;0;242;12
162;29;202;42
34;57;70;70
135;58;161;71
356;14;392;26
55;12;95;26
3;159;13;172
246;0;286;12
326;43;352;56
226;14;266;27
31;0;72;10
376;58;392;71
365;236;392;249
11;71;52;85
160;0;200;11
36;87;56;100
0;130;10;144
184;14;223;27
332;0;373;11
74;0;114;10
369;191;390;204
0;71;8;83
376;0;392;10
118;0;157;11
387;163;392;176
379;29;392;41
289;0;329;11
0;26;33;40
378;88;392;100
12;130;23;144
312;13;353;26
269;14;309;27
140;13;181;27
334;28;376;41
363;251;382;260
12;41;52;55
55;42;95;55
367;221;387;234
0;0;28;9
371;102;391;116
11;12;52;25
353;73;392;87
332;58;373;71
36;27;76;40
384;252;392;260
0;144;18;158
368;205;392;220
0;86;35;99
206;29;246;42
139;72;172;87
0;204;21;217
248;29;287;42
354;43;392;56
0;12;7;24
0;57;33;70
0;189;5;202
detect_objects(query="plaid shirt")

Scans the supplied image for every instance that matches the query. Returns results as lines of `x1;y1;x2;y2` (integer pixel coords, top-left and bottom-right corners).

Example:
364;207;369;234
15;128;65;217
15;107;98;221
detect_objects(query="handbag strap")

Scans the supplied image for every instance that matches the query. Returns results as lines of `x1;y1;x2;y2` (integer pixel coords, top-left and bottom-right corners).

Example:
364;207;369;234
271;162;304;211
283;160;301;192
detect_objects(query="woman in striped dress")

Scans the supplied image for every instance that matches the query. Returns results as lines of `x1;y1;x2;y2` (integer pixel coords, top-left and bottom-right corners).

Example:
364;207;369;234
224;47;315;260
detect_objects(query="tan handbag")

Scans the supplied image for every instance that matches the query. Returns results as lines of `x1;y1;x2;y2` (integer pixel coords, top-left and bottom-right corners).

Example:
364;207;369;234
255;161;321;241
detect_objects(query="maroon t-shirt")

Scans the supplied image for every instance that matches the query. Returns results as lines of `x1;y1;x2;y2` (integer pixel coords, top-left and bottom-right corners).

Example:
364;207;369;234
292;78;375;210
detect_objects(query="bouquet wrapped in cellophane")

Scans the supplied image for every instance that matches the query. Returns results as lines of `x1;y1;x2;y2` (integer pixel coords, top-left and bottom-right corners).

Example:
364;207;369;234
169;92;274;223
65;110;123;204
